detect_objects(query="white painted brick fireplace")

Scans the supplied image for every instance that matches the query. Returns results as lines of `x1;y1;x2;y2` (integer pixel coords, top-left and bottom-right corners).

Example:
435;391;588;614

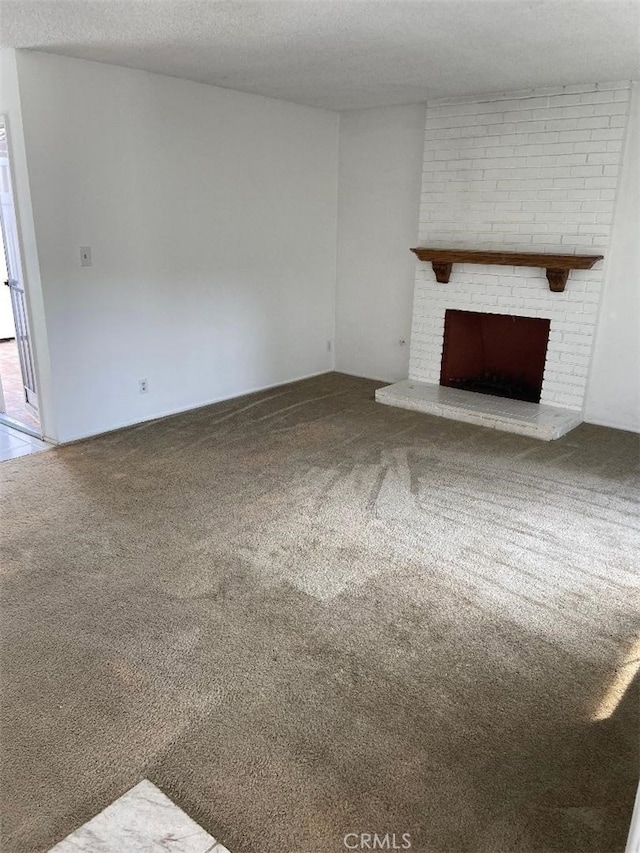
378;81;631;438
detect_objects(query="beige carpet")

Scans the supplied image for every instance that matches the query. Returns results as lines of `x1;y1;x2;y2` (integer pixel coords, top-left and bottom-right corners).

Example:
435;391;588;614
1;372;639;853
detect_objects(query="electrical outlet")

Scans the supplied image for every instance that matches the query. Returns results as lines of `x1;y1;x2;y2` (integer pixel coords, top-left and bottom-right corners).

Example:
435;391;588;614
139;378;149;394
80;246;92;267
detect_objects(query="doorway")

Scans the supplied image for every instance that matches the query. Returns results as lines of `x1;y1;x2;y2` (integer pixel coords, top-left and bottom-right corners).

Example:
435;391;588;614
0;116;41;438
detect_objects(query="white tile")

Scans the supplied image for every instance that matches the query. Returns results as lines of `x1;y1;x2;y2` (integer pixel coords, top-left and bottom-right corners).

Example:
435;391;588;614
0;442;51;461
0;430;30;451
0;444;34;462
0;423;53;460
48;779;219;853
0;422;34;439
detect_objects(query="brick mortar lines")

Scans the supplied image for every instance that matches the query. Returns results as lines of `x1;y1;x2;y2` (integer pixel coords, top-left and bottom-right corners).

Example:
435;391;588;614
410;82;631;411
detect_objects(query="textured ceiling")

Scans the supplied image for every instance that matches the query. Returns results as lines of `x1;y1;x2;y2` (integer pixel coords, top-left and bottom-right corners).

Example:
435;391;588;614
1;0;638;111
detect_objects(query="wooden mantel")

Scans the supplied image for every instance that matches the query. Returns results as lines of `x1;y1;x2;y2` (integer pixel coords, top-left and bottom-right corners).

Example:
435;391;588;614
410;248;603;292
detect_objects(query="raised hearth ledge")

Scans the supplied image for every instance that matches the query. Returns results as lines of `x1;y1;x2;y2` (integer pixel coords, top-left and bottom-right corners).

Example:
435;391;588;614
376;380;582;440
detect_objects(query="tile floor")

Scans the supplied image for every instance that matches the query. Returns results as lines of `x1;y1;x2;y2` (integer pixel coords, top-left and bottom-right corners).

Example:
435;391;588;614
0;338;41;430
0;421;52;462
48;780;231;853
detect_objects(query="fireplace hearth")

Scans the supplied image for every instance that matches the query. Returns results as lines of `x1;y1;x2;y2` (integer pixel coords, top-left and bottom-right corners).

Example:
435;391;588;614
440;309;551;404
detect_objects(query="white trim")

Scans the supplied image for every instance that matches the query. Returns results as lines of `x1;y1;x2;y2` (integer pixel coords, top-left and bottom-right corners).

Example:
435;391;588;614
0;115;42;428
0;81;56;439
335;369;392;383
583;416;640;434
58;369;335;444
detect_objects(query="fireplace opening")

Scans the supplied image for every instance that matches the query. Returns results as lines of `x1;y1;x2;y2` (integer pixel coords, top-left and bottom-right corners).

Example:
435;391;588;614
440;310;551;404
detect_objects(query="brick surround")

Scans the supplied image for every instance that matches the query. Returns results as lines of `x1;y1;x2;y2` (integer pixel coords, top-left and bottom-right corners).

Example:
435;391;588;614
409;82;630;411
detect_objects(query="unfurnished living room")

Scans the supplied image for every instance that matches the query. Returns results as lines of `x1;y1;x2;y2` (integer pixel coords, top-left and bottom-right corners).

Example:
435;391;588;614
0;1;639;852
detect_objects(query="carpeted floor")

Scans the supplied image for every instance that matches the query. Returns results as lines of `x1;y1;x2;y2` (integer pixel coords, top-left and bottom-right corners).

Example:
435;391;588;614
1;372;639;853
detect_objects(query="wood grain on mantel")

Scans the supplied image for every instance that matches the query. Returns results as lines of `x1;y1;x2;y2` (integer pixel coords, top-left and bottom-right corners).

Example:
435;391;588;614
410;248;604;292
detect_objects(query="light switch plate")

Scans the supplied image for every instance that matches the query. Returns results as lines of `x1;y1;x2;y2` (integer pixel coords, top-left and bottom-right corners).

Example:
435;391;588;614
80;246;92;266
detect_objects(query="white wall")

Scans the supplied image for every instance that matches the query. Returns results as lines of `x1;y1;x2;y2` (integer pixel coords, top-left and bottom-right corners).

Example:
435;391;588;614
13;51;338;442
6;51;638;438
585;83;640;432
335;105;426;381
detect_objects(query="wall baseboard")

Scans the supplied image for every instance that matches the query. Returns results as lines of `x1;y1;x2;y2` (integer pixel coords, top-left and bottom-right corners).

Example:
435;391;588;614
59;369;334;445
334;368;396;384
45;370;640;444
583;416;640;435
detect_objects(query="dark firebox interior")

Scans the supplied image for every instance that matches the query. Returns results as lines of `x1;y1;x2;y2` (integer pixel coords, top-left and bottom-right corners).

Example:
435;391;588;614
440;309;551;403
